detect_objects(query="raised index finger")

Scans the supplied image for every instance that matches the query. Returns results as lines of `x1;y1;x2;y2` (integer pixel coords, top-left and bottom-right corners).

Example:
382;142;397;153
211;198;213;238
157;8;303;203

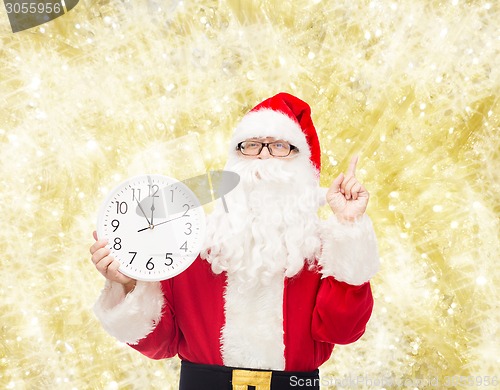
346;155;359;177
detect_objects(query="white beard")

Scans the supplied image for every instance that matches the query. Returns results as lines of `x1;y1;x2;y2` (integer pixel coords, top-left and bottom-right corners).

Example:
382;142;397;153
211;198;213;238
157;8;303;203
201;154;322;288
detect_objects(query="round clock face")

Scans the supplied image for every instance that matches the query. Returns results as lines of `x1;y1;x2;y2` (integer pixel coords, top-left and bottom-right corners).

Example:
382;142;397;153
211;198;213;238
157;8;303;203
96;174;206;281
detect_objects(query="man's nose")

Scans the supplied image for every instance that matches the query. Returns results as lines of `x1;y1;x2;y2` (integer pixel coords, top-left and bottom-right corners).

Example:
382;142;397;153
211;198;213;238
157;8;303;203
258;146;272;159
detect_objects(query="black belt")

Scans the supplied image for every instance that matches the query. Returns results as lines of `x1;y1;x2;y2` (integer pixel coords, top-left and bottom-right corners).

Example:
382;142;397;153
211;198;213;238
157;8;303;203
179;360;320;390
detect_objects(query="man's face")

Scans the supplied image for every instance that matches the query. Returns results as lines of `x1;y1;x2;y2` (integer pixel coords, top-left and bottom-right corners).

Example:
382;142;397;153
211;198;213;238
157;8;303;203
236;137;299;160
205;136;320;282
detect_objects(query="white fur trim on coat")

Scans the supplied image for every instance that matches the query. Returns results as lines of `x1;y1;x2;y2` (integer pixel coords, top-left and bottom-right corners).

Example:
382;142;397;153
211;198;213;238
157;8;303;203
221;272;286;370
319;214;379;285
229;109;310;160
93;280;164;344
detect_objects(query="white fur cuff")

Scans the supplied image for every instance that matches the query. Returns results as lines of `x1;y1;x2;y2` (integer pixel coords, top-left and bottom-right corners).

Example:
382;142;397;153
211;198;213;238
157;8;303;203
93;280;164;344
319;214;380;285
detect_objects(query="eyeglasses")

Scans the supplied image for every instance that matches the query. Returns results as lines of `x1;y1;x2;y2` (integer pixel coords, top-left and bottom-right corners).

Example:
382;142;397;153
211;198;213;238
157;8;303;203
236;141;299;157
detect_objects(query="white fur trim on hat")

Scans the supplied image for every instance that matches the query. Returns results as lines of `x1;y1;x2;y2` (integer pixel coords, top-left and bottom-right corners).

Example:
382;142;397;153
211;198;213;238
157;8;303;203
318;214;380;285
93;280;164;344
229;109;311;159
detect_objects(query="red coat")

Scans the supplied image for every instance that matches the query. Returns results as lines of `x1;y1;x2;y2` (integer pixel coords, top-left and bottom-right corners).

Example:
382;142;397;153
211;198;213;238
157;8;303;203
94;215;379;372
128;257;373;372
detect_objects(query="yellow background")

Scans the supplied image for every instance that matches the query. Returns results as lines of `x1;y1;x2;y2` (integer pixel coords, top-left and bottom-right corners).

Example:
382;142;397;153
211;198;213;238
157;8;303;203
0;0;498;388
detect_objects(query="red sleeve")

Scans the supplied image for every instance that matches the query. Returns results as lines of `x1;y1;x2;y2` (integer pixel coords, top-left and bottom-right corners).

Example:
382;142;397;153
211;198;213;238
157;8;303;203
311;277;374;345
128;281;180;360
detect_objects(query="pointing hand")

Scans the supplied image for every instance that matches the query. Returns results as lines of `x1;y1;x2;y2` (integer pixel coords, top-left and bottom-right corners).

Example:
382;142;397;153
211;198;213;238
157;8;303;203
326;155;369;223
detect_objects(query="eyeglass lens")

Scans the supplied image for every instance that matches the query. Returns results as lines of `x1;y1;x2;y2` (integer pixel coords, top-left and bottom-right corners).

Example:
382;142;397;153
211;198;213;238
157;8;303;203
240;141;291;156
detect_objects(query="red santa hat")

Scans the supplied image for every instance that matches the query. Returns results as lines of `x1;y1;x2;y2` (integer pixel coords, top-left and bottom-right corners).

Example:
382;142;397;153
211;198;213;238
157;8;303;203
229;92;321;172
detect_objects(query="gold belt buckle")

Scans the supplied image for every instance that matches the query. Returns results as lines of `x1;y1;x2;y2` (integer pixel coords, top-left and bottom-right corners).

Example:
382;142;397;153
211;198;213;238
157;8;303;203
232;369;272;390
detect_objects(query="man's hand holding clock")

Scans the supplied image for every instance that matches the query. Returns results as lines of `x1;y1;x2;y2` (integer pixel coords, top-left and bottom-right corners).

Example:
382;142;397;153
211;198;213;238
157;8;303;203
90;232;137;293
90;175;206;290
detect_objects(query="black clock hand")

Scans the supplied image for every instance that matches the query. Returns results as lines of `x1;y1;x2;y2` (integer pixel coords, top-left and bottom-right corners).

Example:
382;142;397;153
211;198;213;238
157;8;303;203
136;199;152;226
137;215;184;232
151;196;155;226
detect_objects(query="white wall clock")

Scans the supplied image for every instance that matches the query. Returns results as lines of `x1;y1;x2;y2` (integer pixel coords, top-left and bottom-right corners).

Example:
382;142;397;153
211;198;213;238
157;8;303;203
96;174;206;281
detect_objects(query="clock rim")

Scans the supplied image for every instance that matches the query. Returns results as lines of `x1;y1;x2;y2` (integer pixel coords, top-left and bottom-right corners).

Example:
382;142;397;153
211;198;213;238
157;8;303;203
96;173;206;282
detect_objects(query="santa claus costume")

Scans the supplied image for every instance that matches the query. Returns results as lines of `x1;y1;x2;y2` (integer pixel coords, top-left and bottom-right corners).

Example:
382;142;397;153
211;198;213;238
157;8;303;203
94;93;380;390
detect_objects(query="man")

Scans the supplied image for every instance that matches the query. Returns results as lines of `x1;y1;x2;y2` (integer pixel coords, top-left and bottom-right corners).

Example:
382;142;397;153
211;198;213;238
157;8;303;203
90;92;379;390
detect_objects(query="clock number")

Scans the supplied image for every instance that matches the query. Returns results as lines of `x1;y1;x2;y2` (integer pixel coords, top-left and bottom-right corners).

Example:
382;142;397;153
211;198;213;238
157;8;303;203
184;222;192;235
113;237;122;250
165;252;173;266
115;201;128;214
148;184;160;197
146;257;155;270
132;188;141;202
111;219;120;232
170;190;174;202
128;251;137;264
182;204;190;217
180;241;188;252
